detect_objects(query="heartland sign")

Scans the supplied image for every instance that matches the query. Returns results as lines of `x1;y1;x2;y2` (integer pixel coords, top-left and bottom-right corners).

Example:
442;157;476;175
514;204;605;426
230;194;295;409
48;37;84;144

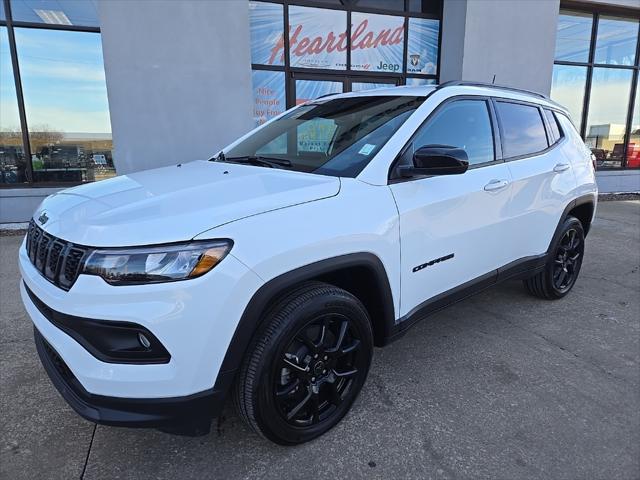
269;7;405;72
268;21;404;66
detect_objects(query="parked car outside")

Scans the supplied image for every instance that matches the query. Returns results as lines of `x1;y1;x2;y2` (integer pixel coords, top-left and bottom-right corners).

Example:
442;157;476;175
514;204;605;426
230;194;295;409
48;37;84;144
19;82;597;444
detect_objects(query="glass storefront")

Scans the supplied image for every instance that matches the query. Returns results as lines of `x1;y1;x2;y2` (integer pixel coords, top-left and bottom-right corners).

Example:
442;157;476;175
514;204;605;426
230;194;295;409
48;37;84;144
0;0;114;187
249;0;442;126
0;26;26;184
551;9;640;170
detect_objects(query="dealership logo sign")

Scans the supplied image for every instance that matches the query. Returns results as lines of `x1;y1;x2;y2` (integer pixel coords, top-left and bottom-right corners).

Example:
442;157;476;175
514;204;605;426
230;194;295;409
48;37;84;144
410;54;420;66
268;19;404;65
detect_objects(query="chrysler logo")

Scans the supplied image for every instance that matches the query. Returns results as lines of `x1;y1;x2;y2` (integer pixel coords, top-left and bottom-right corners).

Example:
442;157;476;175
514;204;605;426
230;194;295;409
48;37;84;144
37;211;49;225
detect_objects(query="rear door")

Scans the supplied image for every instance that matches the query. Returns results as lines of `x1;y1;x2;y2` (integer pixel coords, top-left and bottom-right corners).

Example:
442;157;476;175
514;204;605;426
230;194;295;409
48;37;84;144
389;97;514;317
494;100;578;260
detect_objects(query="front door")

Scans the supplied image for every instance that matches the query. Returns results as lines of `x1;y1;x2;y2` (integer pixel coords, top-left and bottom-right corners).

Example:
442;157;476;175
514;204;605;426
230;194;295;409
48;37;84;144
390;98;514;317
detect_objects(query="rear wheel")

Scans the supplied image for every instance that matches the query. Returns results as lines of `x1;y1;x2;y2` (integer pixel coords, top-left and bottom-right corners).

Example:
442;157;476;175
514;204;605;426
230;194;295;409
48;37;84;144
235;282;373;445
524;216;585;299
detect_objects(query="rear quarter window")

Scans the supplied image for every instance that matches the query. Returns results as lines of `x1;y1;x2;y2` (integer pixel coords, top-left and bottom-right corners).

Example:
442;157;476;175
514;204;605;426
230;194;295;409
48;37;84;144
544;109;563;145
556;112;592;157
496;101;549;158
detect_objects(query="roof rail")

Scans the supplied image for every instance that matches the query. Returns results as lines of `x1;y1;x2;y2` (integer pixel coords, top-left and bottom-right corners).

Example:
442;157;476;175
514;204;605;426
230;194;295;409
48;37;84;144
436;80;549;100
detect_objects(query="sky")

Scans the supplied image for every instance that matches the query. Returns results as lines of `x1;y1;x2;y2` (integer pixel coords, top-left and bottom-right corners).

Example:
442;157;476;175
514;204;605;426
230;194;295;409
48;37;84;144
1;25;111;135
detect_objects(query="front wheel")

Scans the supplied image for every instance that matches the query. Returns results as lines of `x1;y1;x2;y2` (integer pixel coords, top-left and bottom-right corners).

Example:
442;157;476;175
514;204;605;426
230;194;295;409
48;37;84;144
524;215;585;299
235;282;373;445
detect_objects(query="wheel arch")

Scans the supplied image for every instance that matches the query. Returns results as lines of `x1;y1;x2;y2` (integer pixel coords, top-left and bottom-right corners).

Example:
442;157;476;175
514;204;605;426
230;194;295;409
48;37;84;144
548;194;595;255
567;198;595;237
215;253;396;392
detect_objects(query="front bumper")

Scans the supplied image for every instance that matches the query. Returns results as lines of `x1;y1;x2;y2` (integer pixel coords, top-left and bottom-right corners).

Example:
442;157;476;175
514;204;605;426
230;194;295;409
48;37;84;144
19;235;263;400
34;326;224;435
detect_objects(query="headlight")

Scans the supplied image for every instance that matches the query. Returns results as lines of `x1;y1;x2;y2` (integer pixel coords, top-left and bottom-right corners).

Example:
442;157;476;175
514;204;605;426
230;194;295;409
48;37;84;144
82;240;233;285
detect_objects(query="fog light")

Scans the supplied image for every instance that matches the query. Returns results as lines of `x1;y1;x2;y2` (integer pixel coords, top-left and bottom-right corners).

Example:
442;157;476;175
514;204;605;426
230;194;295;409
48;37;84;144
138;332;151;349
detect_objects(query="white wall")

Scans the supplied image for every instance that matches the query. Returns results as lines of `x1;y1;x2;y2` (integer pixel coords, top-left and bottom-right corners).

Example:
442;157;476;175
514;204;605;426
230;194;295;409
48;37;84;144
441;0;561;95
0;188;62;224
596;170;640;193
97;0;254;175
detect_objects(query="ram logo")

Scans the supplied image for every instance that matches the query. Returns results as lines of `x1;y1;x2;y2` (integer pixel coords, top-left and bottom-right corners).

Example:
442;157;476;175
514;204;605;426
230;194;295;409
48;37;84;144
413;253;454;273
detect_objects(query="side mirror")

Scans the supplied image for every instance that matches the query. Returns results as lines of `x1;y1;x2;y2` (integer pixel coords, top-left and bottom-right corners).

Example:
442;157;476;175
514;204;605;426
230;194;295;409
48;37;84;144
400;145;469;177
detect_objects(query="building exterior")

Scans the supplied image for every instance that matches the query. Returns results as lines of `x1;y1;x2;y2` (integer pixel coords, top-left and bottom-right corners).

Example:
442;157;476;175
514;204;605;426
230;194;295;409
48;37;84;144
0;0;638;223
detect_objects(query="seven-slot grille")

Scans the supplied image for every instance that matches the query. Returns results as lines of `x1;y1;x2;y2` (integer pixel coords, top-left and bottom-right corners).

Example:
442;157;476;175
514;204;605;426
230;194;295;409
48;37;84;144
25;220;88;291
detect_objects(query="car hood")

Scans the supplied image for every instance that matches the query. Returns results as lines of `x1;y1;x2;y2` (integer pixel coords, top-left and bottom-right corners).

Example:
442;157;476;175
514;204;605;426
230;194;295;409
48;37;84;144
34;160;340;247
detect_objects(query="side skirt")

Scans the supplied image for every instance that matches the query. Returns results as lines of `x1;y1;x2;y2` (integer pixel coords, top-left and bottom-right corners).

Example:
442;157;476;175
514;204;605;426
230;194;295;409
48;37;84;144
382;254;547;345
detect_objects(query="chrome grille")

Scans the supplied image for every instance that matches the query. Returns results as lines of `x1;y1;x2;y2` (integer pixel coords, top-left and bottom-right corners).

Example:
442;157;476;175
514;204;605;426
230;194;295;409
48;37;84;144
25;220;88;291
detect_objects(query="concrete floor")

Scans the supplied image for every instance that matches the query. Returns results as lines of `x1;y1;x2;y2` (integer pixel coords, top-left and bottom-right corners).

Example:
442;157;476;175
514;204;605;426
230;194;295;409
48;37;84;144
1;201;638;480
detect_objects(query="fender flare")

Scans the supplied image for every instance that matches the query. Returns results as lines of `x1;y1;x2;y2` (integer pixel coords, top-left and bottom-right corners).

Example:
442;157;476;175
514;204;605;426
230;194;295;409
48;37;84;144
213;253;396;393
547;194;596;255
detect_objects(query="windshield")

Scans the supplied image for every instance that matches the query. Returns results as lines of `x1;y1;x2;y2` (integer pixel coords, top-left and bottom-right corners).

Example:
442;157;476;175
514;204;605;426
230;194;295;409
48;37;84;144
221;95;425;177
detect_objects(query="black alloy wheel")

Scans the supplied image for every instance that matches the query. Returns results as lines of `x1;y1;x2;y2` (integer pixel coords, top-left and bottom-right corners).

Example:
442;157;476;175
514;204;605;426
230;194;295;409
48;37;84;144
235;282;373;445
552;227;583;293
274;313;362;427
524;215;585;300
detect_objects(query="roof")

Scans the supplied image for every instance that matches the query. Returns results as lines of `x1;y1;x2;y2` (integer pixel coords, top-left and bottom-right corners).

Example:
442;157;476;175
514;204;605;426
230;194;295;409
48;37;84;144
321;81;568;115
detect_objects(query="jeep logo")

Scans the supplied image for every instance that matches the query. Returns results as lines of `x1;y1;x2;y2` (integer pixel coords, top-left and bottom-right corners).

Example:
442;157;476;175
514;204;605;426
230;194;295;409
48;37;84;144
376;61;400;72
37;211;49;225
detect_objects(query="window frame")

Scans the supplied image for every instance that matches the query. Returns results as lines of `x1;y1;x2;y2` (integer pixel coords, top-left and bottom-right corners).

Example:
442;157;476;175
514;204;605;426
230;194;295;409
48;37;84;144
553;3;640;169
543;108;565;146
251;0;443;114
0;0;104;188
388;95;503;183
492;98;558;162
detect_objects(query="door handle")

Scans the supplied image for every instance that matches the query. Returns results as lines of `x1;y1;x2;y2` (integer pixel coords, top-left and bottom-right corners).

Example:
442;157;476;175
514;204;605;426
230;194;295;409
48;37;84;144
483;179;509;192
553;162;570;173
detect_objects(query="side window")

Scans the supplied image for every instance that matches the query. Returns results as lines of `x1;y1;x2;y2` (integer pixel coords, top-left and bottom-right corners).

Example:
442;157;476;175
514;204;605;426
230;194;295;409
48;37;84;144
411;100;495;166
495;101;549;158
544;109;563;145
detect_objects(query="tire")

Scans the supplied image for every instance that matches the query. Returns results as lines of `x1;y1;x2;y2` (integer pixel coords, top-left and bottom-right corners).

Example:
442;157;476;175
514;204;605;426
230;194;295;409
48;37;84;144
524;215;585;300
234;281;373;445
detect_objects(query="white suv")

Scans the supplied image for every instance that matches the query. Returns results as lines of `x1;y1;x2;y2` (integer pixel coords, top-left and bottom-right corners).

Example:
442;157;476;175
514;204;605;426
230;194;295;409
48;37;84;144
20;82;597;445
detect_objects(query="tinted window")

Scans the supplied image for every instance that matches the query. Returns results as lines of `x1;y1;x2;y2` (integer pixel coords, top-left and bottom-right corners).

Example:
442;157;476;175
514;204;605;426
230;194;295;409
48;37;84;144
544;109;563;144
496;102;548;158
412;100;494;166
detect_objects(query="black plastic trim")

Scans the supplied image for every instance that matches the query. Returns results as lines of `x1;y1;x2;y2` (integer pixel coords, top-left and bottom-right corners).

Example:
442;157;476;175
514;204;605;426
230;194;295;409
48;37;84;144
34;327;226;435
25;283;171;364
384;254;548;345
553;194;596;239
383;195;596;344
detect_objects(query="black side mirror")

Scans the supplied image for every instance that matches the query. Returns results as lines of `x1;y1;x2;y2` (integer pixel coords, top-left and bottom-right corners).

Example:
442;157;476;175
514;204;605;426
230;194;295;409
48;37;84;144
400;145;469;177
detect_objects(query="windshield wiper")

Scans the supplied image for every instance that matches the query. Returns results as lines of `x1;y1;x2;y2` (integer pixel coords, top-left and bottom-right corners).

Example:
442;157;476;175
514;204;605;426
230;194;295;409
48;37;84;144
209;151;226;162
224;155;292;169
